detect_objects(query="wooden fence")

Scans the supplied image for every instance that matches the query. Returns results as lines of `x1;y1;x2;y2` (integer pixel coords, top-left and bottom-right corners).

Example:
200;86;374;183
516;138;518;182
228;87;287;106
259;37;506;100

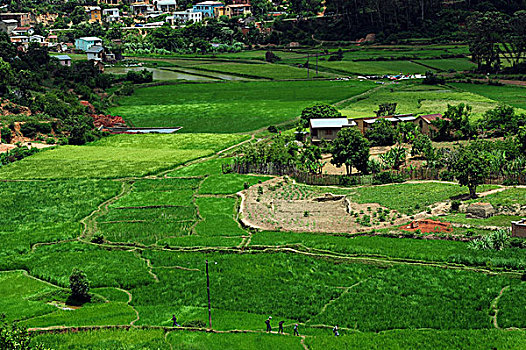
224;162;526;186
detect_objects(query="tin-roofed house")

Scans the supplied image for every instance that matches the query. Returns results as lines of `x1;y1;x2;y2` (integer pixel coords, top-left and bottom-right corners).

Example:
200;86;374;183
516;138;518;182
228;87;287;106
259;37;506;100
86;45;104;61
55;55;72;66
309;118;357;142
75;37;103;51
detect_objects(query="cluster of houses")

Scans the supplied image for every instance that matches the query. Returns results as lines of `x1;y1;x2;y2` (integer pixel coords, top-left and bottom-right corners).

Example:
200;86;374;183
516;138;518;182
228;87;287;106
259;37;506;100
0;0;255;55
309;114;445;143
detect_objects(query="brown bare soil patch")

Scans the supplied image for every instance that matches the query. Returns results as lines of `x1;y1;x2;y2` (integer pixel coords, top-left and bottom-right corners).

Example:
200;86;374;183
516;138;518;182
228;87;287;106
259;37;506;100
400;219;453;234
240;177;409;234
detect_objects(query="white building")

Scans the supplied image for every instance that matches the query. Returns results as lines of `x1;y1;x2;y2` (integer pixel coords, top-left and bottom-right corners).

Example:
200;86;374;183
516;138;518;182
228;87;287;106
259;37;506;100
166;9;202;24
103;8;120;22
154;0;177;12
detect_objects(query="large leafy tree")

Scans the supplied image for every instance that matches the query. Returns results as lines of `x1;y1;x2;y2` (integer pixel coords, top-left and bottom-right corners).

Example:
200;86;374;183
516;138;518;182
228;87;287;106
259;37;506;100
289;0;323;16
330;127;370;175
365;119;396;146
467;11;508;72
481;104;520;136
69;268;91;302
0;58;14;96
451;142;491;198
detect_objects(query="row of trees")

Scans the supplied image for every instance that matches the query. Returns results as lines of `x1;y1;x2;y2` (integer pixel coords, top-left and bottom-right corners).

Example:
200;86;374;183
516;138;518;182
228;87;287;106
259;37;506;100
467;11;526;72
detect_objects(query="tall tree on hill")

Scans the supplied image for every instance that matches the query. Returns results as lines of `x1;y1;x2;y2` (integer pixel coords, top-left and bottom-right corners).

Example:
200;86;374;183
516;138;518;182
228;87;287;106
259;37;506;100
331;127;370;175
289;0;323;16
467;11;508;72
451;141;491;199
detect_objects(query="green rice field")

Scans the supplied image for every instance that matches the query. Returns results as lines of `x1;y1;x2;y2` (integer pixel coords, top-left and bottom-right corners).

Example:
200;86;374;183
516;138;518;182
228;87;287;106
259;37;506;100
110;80;376;132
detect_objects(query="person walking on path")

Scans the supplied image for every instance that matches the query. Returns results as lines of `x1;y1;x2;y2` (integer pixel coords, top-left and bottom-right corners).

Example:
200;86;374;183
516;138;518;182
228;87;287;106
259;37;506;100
172;315;181;327
278;321;284;334
333;325;339;336
265;316;272;332
294;324;299;336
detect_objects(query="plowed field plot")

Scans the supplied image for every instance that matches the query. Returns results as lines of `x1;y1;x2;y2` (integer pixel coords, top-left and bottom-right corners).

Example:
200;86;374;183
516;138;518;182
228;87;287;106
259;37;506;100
241;178;408;233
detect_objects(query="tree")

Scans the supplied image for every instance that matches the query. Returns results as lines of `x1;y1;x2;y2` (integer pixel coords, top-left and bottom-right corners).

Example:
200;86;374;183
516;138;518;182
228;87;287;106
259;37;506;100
71;6;88;25
433;103;474;140
411;132;433;159
265;50;281;63
466;11;507;72
518;126;526;153
299;143;323;173
0;57;14;96
481;104;519;136
365;119;396;146
451;142;491;198
69;268;91;302
330;127;370;175
299;104;341;129
375;103;397;117
289;0;323;16
251;0;272;17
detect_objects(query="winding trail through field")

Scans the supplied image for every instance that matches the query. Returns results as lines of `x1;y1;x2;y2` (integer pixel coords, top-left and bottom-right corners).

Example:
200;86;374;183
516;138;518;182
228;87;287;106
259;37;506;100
490;285;511;329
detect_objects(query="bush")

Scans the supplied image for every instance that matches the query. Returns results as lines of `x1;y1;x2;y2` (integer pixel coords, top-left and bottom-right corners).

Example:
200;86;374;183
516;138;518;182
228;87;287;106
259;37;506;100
372;171;407;185
267;125;278;133
19;121;52;138
450;200;461;212
1;126;12;143
439;170;455;182
468;229;511;251
125;69;153;84
265;50;281;63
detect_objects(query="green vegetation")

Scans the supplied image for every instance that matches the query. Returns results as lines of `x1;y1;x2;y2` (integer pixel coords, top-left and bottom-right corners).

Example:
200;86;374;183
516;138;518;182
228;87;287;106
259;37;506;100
344;183;498;215
20;302;137;328
199;174;271;195
306;329;526;349
415;58;476;72
33;329;170;350
451;83;526;111
110;81;375;132
340;83;499;119
191;61;335;80
0;134;248;179
195;197;246;236
0;271;57;322
307;264;515;331
0;180;120;257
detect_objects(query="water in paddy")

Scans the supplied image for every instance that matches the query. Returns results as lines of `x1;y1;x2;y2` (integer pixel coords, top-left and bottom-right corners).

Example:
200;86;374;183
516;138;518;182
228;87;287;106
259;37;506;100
105;67;215;81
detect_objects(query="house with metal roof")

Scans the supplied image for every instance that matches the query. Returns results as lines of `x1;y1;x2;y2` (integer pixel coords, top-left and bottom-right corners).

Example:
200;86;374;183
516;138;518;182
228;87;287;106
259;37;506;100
310;118;357;142
86;45;104;61
55;55;72;66
353;114;414;134
75;37;103;51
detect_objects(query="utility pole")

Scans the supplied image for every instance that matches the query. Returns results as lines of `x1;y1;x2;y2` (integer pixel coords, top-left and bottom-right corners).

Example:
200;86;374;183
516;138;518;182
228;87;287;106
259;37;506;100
316;53;318;77
307;54;310;79
205;260;212;329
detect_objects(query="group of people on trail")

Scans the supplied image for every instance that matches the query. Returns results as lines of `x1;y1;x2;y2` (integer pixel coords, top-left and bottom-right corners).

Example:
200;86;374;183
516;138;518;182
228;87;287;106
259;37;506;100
171;314;337;337
263;317;299;336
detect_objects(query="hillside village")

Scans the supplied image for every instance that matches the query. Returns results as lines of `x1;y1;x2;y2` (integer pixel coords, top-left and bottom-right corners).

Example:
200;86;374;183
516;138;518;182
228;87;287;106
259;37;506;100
2;1;526;349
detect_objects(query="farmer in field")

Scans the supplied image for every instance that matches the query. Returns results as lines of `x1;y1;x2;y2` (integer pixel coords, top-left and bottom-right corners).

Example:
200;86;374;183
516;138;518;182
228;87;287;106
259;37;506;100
265;316;272;332
294;324;299;336
172;315;181;327
333;325;339;336
278;320;284;333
